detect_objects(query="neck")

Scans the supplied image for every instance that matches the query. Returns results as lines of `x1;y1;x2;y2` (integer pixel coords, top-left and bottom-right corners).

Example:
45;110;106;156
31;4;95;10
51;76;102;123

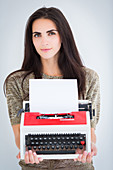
41;57;62;76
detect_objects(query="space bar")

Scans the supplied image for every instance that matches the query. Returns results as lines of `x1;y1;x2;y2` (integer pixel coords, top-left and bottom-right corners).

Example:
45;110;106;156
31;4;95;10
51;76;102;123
36;150;75;154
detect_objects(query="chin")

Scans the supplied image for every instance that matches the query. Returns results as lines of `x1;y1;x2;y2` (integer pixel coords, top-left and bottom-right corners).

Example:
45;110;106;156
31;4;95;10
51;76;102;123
41;56;54;60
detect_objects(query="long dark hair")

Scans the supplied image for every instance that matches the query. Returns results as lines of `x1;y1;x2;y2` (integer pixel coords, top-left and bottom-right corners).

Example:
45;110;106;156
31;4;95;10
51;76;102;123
4;7;86;98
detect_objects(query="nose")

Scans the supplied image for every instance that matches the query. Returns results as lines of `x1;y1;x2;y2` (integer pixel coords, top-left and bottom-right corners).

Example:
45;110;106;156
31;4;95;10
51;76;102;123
41;36;49;46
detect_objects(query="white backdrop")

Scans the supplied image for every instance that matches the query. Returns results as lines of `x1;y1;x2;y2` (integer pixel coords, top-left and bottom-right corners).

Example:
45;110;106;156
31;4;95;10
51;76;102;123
0;0;113;170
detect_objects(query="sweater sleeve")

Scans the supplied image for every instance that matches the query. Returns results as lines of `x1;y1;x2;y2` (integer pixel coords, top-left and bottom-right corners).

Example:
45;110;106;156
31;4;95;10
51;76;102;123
6;75;23;125
85;68;100;129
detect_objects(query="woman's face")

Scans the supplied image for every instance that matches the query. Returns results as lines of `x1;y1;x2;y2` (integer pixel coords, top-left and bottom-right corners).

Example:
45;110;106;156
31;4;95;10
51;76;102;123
32;18;62;61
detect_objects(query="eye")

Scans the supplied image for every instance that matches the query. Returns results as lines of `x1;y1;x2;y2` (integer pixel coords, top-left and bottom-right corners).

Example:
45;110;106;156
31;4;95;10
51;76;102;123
48;32;56;36
33;33;41;38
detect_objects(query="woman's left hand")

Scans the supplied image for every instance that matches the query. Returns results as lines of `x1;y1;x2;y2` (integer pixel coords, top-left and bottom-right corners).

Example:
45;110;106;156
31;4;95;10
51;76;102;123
74;142;97;163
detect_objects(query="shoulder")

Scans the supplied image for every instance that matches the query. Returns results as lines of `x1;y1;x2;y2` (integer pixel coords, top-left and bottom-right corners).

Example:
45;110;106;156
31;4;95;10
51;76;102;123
83;67;99;82
6;70;34;83
5;70;34;92
5;70;34;98
83;67;100;96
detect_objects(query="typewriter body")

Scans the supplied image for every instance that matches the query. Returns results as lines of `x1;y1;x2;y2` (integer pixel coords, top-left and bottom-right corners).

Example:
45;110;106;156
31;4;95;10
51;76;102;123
20;100;94;159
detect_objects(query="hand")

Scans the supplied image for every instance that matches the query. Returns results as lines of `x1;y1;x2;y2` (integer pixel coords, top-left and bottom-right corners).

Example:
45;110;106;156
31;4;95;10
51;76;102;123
16;152;20;159
24;150;43;164
74;142;97;163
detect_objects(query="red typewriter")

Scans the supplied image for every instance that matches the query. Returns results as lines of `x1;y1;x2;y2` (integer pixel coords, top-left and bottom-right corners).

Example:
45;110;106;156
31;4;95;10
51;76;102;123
20;100;95;159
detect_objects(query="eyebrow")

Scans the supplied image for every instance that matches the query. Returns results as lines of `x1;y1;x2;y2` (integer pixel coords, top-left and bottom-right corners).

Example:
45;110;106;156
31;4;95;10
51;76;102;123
32;29;58;34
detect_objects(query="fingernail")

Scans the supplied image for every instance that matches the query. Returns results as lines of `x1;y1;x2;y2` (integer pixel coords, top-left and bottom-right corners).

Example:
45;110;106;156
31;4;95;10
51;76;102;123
39;158;43;161
33;152;36;155
74;158;77;161
29;150;32;153
91;152;94;156
88;152;91;156
84;151;87;155
79;154;82;159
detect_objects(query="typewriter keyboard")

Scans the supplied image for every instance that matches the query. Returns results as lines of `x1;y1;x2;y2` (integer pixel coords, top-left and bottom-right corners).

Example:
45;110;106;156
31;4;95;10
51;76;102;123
25;133;86;155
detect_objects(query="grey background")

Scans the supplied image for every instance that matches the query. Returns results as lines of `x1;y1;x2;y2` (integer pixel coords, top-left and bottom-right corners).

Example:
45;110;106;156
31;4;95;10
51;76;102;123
0;0;113;169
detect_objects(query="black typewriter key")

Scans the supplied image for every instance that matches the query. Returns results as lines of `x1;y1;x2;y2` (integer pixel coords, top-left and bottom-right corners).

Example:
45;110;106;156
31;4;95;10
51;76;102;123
40;142;43;145
71;137;74;140
57;137;61;140
36;150;75;154
67;141;71;145
51;145;55;149
56;145;59;149
79;145;83;149
83;135;86;138
65;145;68;149
28;146;32;150
72;141;75;144
35;137;38;140
44;141;48;145
26;141;30;146
76;141;80;145
36;142;39;145
52;137;56;140
44;137;47;140
33;146;37;150
47;145;50;150
25;135;28;139
53;141;57;145
42;146;46;150
61;145;64;149
79;136;83;140
38;146;41;150
66;137;69;140
75;136;79;140
31;141;35;145
49;142;52;145
74;145;77;149
48;137;52;140
63;141;66;144
58;141;62;145
30;137;34;141
70;145;73;149
61;137;65;140
39;137;43;140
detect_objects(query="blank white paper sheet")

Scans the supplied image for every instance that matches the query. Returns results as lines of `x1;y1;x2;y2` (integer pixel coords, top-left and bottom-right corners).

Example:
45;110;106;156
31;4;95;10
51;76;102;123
29;79;78;113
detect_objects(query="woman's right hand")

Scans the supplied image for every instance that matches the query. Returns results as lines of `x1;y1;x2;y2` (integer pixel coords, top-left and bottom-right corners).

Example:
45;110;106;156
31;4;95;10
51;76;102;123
24;150;43;164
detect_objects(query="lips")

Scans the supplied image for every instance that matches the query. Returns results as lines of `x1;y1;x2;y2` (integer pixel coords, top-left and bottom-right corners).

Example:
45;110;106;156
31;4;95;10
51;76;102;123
41;48;52;52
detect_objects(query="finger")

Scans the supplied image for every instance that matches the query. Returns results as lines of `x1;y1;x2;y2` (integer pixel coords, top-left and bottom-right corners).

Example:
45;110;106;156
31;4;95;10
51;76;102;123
91;143;97;156
91;151;95;157
76;145;85;154
38;157;43;162
76;148;83;154
74;158;77;162
33;152;39;164
29;150;35;164
93;146;97;156
18;152;21;159
16;152;20;159
86;152;92;163
77;154;82;162
24;151;29;164
81;151;87;163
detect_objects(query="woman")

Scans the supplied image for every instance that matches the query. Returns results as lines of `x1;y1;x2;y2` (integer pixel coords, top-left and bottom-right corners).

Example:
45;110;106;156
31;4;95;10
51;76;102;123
4;7;100;170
